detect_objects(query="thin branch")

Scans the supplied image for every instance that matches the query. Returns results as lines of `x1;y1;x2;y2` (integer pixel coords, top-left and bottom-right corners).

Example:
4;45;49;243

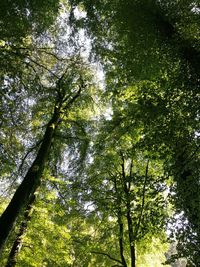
5;48;58;80
62;80;85;110
54;133;86;142
91;251;123;265
56;68;71;101
120;152;126;181
134;160;149;238
28;56;58;78
18;139;43;174
51;182;68;207
129;158;133;180
10;44;63;63
39;49;63;61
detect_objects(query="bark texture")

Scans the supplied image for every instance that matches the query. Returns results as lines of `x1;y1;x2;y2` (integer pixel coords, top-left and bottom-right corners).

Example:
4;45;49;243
5;194;36;267
0;105;61;254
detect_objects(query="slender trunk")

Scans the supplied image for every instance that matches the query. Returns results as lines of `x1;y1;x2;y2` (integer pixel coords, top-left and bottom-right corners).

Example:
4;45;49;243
5;194;36;267
0;106;60;254
117;211;127;267
126;207;136;267
120;155;136;267
113;176;127;267
0;79;83;255
134;161;149;238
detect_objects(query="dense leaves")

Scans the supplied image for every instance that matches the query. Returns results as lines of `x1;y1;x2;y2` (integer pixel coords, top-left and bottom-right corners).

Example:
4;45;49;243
0;0;60;42
0;0;199;266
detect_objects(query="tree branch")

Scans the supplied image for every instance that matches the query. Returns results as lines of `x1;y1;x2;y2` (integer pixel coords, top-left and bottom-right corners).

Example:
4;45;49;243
18;139;43;173
134;159;149;238
91;251;123;265
63;80;85;110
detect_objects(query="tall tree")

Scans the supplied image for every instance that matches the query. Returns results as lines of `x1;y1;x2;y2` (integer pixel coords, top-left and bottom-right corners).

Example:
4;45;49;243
1;0;199;265
61;111;169;266
0;48;95;254
68;0;200;263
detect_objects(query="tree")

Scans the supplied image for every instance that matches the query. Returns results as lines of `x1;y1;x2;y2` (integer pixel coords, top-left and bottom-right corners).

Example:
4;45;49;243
68;0;200;263
59;110;169;266
1;0;199;265
0;45;95;254
0;2;97;263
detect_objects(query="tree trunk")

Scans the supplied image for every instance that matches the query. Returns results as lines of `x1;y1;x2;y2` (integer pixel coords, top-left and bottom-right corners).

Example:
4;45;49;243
0;105;61;254
113;176;127;267
5;194;36;267
0;83;83;254
126;208;136;267
118;212;127;267
134;160;148;239
121;155;136;267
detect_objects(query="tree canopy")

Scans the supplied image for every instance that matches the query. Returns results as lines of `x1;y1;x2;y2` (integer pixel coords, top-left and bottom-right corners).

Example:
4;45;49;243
0;0;199;266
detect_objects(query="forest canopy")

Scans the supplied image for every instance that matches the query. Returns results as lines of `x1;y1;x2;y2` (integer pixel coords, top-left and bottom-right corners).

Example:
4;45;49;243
0;0;199;266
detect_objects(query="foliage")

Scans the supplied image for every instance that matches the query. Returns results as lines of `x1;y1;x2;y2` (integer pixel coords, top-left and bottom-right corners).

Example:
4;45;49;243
0;0;60;43
68;0;200;264
0;0;199;266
